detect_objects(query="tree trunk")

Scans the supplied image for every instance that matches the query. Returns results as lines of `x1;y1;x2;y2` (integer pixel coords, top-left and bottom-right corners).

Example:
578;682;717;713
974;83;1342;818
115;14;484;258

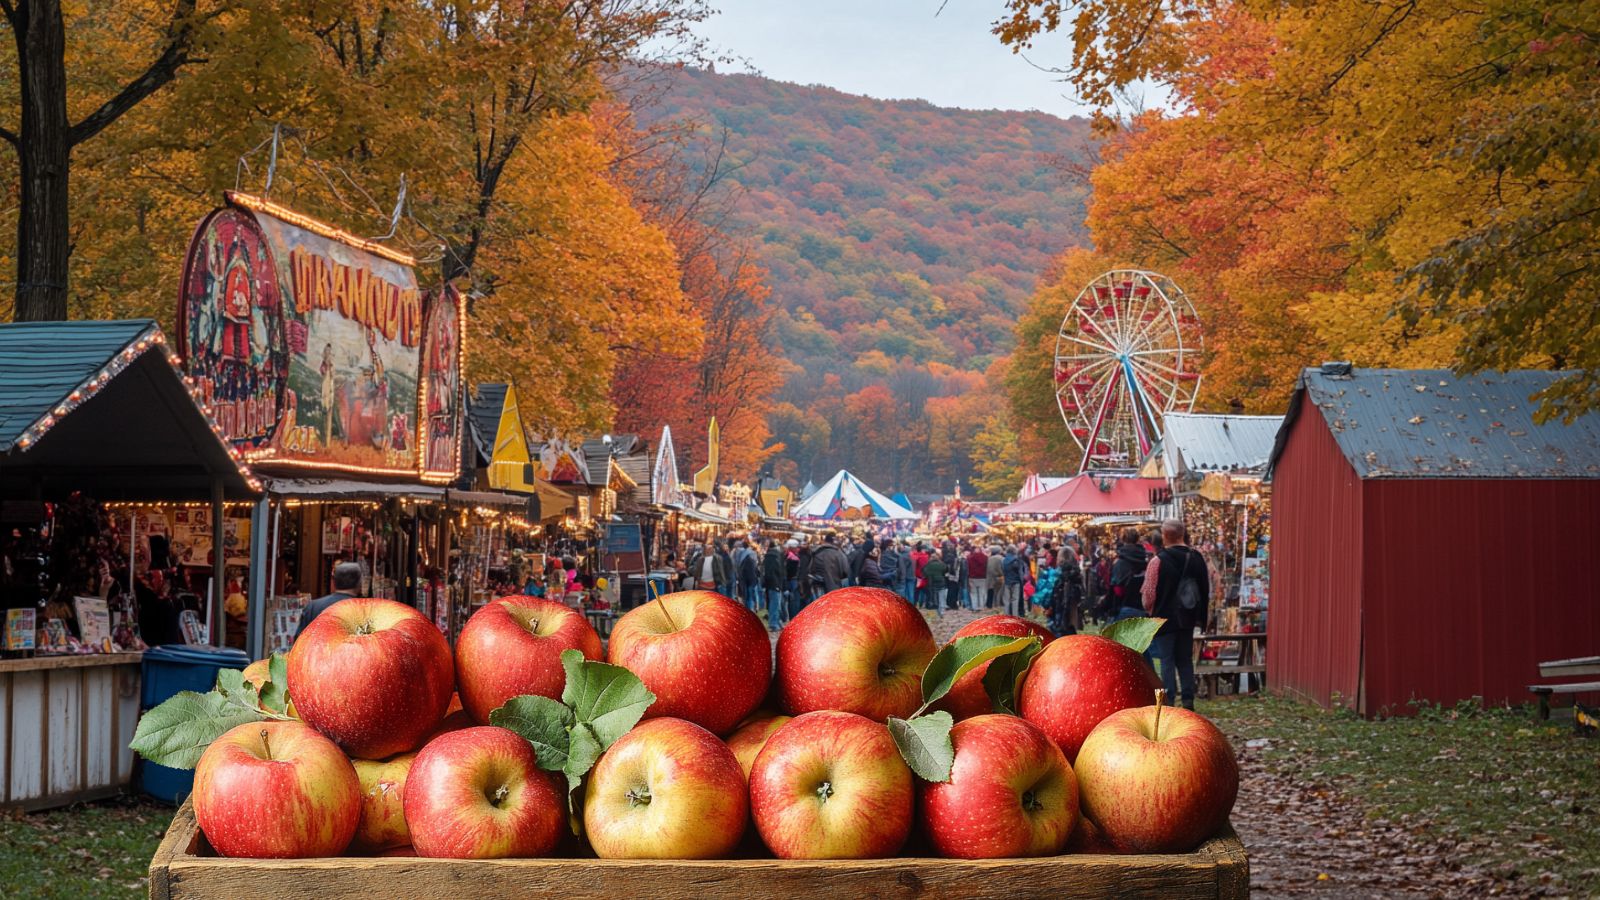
13;0;72;322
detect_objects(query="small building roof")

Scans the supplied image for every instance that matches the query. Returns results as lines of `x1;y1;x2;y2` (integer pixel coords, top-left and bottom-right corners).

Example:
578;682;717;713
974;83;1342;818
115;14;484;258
1269;364;1600;479
1162;413;1284;476
0;320;258;500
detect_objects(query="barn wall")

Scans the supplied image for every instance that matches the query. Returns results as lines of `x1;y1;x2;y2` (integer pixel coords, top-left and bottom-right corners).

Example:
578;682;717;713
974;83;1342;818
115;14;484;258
1268;409;1365;708
1361;479;1600;714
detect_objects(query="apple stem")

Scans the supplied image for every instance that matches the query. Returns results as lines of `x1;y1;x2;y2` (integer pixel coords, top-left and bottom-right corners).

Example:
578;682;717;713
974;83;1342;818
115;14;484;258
259;728;272;761
648;579;679;631
1154;688;1166;741
815;781;834;804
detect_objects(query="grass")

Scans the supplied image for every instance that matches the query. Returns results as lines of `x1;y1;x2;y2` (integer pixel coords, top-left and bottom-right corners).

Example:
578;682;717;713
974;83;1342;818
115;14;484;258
0;794;170;899
1203;693;1600;889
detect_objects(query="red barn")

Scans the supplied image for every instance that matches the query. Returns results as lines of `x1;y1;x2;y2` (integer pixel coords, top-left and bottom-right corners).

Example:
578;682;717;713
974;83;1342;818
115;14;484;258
1266;364;1600;715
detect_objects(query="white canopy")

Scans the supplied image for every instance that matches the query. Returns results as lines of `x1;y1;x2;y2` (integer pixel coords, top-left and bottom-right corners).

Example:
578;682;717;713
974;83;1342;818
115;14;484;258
790;469;916;520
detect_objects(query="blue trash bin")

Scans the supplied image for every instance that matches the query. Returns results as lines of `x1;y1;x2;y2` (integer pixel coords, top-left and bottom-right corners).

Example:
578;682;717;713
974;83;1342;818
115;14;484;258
136;644;251;804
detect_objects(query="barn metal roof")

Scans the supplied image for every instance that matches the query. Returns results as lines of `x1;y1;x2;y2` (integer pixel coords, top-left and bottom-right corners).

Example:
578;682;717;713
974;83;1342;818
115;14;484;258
1162;413;1284;475
1268;365;1600;479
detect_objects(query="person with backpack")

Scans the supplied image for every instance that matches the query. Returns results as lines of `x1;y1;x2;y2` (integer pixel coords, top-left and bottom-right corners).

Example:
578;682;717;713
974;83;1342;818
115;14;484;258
1141;519;1209;711
1108;528;1149;622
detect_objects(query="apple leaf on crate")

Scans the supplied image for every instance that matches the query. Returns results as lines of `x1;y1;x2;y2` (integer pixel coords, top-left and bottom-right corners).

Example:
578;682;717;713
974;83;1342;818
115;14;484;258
490;694;575;773
129;690;266;769
918;634;1041;708
981;639;1044;715
887;711;957;783
559;649;655;746
1101;617;1165;655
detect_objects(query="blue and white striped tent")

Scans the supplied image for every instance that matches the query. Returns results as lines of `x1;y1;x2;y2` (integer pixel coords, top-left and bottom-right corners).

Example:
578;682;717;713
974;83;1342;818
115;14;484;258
791;469;916;521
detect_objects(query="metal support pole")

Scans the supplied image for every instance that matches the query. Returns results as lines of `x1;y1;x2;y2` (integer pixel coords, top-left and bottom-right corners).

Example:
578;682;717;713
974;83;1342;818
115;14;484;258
211;478;226;647
247;496;270;660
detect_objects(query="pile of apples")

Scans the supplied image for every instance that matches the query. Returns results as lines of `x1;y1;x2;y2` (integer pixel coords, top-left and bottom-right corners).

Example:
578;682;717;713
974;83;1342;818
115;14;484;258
190;586;1238;860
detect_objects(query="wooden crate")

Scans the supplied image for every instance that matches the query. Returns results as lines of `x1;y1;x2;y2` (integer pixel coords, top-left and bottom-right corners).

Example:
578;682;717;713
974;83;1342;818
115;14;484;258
150;798;1249;899
1;652;142;811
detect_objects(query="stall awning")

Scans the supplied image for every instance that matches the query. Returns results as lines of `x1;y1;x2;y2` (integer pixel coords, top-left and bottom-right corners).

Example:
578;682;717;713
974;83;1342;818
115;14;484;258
668;503;733;525
992;475;1166;518
0;320;259;501
261;477;446;501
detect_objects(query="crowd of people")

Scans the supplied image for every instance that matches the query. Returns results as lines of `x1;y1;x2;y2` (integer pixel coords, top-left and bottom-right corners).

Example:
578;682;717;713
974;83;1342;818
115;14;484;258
658;519;1216;712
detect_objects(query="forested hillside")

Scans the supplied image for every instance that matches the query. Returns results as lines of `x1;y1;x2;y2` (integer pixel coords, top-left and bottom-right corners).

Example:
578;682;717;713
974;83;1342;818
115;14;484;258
636;67;1093;494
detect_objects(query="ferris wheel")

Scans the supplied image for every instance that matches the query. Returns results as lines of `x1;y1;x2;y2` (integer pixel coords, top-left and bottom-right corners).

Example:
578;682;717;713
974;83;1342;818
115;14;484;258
1053;269;1202;472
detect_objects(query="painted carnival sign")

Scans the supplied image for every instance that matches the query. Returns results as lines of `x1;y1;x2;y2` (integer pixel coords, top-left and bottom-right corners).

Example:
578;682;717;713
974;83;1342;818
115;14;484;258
179;193;460;480
418;285;465;483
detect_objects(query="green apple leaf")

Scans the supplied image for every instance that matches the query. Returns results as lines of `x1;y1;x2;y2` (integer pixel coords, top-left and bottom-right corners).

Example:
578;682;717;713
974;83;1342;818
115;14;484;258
214;667;249;699
490;695;574;773
257;653;290;715
981;639;1045;715
559;648;655;748
1101;617;1166;655
887;711;956;783
565;722;605;780
129;690;265;769
918;635;1041;711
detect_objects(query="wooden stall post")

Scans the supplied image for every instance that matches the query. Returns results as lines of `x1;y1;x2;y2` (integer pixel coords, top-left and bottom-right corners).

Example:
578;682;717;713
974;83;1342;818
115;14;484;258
246;496;270;660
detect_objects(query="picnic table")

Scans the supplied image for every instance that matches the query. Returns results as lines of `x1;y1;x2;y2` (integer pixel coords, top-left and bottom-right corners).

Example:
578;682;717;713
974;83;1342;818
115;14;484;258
1529;655;1600;721
1195;632;1267;698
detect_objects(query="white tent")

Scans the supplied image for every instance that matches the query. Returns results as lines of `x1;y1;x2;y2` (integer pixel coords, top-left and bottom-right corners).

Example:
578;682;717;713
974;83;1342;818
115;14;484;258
791;469;917;521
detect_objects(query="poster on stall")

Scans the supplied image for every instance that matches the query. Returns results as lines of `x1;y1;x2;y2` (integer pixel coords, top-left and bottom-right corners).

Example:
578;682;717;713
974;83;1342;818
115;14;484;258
5;608;35;650
418;286;464;482
1239;557;1269;608
600;523;646;575
42;618;70;651
321;519;342;555
73;597;112;649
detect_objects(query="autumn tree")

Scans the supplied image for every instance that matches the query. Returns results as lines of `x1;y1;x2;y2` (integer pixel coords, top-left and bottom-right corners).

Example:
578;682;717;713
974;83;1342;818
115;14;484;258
1000;0;1600;420
1;0;216;320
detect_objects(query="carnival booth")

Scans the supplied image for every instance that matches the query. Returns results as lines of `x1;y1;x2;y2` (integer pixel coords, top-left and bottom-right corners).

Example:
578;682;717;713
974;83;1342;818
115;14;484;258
1147;413;1281;634
990;473;1164;537
0;320;261;810
174;192;476;654
791;469;916;522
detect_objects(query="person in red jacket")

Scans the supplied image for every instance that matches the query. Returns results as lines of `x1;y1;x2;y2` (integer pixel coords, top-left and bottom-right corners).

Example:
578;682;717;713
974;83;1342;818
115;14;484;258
911;543;931;608
965;545;990;610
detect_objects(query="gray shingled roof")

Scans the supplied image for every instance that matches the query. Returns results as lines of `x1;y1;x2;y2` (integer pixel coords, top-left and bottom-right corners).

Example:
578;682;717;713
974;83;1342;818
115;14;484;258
1269;365;1600;479
0;319;258;499
1163;413;1284;475
0;319;157;449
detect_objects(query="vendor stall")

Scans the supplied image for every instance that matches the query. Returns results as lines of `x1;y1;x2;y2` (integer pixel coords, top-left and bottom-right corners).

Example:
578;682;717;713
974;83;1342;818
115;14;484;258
173;192;473;655
0;319;260;810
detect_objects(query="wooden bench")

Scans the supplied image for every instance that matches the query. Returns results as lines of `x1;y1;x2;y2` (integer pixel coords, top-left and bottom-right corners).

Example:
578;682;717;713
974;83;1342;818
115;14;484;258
1194;633;1267;698
584;609;616;639
1529;681;1600;720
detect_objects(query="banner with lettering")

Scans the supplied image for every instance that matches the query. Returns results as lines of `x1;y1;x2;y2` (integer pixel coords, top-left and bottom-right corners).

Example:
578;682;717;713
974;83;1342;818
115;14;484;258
179;194;459;480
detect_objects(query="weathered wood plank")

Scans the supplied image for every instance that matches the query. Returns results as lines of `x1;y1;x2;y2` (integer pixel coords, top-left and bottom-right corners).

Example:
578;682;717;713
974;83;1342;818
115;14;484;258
47;666;82;796
0;651;144;673
9;669;44;802
151;799;1249;900
84;664;114;788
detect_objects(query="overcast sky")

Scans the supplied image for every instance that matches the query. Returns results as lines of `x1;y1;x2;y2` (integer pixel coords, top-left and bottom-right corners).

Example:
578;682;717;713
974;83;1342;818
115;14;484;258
688;1;1105;119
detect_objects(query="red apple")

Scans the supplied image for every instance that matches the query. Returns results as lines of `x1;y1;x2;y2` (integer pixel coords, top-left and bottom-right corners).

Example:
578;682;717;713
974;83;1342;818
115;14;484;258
403;726;565;859
456;596;603;723
725;715;792;780
1018;633;1160;761
584;717;748;858
749;710;913;859
776;587;937;720
919;714;1077;859
934;615;1055;722
1066;816;1120;854
193;720;360;858
607;590;771;736
1074;700;1239;853
287;597;454;759
349;753;416;853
